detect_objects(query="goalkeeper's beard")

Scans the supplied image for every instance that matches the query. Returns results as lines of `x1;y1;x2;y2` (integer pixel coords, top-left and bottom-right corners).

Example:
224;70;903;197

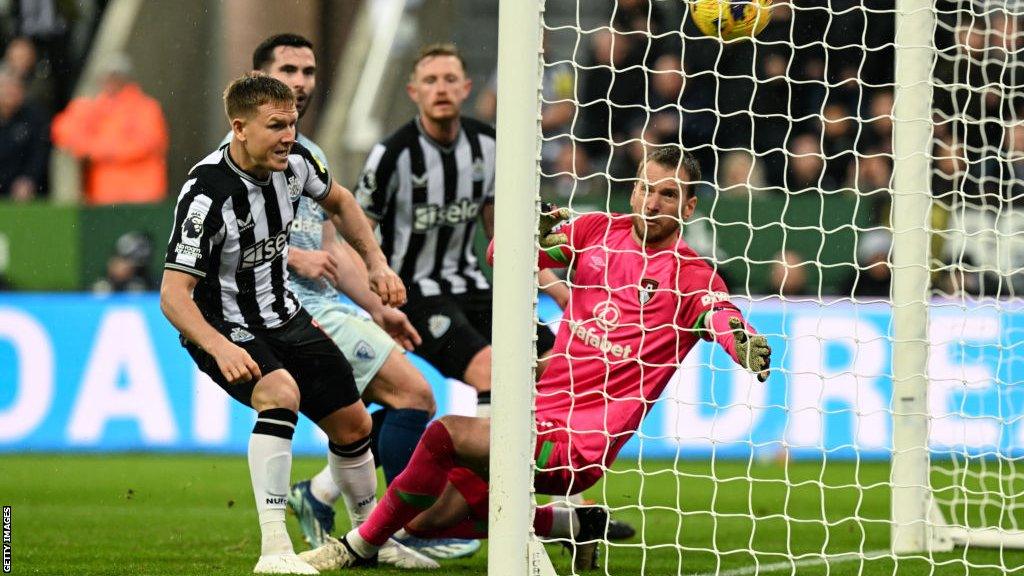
631;214;679;246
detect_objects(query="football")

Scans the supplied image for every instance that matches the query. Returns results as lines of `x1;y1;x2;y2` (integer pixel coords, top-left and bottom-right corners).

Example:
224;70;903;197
690;0;773;41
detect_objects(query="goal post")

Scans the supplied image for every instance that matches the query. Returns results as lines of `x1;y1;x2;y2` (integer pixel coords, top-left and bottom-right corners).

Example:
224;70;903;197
489;1;543;576
890;0;937;554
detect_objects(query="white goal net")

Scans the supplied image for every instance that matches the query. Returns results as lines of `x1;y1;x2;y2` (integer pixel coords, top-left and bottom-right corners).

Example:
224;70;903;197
928;0;1024;555
490;0;1024;575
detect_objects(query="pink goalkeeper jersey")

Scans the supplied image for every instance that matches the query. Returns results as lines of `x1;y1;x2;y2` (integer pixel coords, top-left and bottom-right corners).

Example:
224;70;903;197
536;212;731;468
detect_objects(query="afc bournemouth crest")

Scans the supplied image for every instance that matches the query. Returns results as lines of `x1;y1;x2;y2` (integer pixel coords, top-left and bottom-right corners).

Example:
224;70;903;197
639;278;659;306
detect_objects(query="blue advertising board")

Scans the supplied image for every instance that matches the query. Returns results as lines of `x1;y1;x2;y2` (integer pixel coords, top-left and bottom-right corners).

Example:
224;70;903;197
1;294;1021;459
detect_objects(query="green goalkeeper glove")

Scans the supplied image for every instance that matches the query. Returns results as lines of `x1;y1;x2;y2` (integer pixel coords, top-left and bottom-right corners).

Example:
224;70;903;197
729;317;771;382
539;204;571;249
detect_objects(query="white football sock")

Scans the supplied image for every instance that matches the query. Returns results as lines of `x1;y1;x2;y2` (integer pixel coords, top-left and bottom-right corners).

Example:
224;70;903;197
249;409;298;556
549;507;581;538
346;527;380;558
329;438;378;528
310;465;340;505
476;391;492;417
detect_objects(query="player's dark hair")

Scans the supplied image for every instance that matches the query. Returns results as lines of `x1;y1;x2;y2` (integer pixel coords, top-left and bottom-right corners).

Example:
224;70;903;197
411;42;467;78
223;72;295;120
637;146;702;198
252;33;314;71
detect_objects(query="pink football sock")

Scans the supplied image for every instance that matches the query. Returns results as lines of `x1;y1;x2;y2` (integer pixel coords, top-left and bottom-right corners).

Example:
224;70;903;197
357;421;456;545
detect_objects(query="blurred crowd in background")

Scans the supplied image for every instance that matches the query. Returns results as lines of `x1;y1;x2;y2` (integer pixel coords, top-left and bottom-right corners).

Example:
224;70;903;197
473;0;1023;298
476;2;897;212
0;0;166;206
0;0;1021;297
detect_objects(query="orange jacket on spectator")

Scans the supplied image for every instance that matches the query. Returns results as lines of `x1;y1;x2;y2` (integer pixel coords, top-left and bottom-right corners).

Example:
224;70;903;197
51;82;168;204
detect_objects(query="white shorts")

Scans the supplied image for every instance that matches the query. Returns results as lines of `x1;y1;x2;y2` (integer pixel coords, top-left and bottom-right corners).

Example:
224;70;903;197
302;298;398;395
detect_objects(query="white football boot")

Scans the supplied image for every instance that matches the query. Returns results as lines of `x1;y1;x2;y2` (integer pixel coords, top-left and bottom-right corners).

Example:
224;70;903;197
379;538;441;569
253;553;319;574
298;535;377;570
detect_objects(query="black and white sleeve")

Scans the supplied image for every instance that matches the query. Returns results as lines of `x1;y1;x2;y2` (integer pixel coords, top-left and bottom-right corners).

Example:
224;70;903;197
354;142;399;220
164;179;224;278
293;142;332;201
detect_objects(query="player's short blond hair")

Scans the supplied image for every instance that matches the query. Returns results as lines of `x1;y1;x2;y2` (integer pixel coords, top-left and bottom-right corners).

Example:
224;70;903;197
223;72;295;121
410;43;467;79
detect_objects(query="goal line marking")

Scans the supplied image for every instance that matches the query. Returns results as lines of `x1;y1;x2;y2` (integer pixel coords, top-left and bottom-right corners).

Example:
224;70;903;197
692;550;890;576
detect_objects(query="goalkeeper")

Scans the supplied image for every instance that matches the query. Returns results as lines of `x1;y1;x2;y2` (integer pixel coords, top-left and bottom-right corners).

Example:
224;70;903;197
299;146;772;570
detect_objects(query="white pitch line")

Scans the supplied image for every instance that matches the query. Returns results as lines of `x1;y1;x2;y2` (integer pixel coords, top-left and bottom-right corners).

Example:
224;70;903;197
692;550;890;576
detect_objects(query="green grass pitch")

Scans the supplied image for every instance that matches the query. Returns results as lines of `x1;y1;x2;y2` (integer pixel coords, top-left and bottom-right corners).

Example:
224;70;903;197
2;454;1023;575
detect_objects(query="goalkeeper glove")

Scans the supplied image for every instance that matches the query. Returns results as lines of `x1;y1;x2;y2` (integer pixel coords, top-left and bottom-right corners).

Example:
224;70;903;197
539;203;571;249
729;317;771;382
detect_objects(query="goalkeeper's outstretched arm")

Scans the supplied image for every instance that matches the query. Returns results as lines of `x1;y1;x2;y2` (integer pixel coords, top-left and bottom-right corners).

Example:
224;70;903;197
485;205;573;270
699;306;771;382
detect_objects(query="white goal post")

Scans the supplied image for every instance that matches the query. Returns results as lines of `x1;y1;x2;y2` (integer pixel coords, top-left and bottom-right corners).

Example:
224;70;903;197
489;1;544;575
490;0;1024;574
889;0;936;554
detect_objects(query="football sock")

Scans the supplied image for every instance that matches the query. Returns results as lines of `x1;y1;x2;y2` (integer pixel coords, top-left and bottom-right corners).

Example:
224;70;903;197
476;391;491;417
547;506;580;538
357;420;455;546
249;408;297;556
309;465;340;505
345;527;378;558
329;436;377;528
378;408;431;484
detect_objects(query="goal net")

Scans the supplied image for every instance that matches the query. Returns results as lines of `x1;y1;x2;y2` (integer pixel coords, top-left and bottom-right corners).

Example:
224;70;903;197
928;1;1024;554
490;0;1024;575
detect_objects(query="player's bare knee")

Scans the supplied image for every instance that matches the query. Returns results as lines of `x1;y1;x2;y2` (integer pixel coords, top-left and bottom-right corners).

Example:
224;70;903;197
368;355;437;415
435;415;463;440
379;383;436;415
462;346;492;393
251;370;300;412
437;415;488;448
401;376;437;415
436;414;468;430
416;387;437;417
338;413;372;445
348;408;372;439
319;402;372;445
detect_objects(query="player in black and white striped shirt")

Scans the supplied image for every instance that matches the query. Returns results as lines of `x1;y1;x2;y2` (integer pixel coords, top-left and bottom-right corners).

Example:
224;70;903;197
355;44;564;416
161;74;403;575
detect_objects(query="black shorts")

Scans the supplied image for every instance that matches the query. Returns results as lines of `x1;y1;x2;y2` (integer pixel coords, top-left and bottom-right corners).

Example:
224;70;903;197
402;289;556;380
182;308;360;423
